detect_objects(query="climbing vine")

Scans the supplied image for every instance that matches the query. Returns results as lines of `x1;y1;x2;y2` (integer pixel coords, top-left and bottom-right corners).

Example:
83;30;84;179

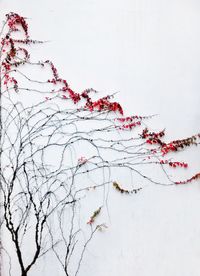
0;12;199;276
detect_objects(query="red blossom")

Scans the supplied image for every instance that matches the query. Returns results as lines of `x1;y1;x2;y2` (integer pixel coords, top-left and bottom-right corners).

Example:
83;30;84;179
159;160;188;168
161;135;198;156
6;12;29;38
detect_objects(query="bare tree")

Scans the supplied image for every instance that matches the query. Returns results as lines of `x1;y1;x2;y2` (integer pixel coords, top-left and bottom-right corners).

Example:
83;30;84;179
0;12;199;276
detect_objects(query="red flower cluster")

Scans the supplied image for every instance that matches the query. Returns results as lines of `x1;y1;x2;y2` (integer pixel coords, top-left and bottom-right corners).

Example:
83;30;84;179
1;13;124;115
47;79;57;85
2;68;18;92
66;88;81;104
116;115;144;123
45;60;61;81
116;114;155;123
141;128;165;139
0;13;46;95
160;160;188;168
161;143;177;155
115;115;148;130
6;12;29;38
117;121;141;130
141;128;165;146
161;135;198;156
2;62;11;71
85;95;123;115
45;63;123;109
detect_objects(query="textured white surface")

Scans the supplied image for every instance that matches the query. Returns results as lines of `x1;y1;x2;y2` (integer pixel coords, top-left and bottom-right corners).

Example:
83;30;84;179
1;1;200;276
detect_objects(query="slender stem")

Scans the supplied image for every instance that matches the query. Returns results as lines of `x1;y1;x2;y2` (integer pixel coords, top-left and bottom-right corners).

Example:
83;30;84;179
0;40;2;276
0;110;2;276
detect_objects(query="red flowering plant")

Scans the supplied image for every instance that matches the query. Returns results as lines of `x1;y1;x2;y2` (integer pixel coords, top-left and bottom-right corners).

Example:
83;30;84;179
0;13;199;276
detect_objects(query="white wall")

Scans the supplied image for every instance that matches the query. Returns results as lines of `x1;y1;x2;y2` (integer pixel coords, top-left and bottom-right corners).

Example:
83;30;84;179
1;1;200;276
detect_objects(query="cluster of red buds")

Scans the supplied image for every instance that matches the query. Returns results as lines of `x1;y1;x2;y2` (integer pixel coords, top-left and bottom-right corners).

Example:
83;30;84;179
116;115;145;123
146;138;164;145
2;70;18;92
46;60;59;79
1;14;45;96
161;135;198;156
2;62;11;71
117;121;141;130
85;95;123;115
66;88;81;104
1;13;124;115
44;61;123;109
141;127;165;139
143;129;165;146
115;115;157;130
6;12;29;37
84;94;123;115
159;160;188;168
